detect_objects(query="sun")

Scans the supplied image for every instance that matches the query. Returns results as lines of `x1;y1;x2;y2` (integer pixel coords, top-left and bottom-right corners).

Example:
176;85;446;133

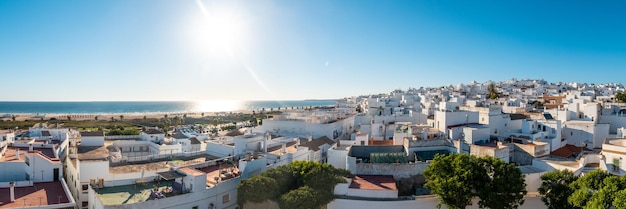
190;0;248;51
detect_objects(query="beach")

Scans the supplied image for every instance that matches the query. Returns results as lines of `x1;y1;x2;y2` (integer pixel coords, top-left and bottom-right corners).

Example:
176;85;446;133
3;111;256;122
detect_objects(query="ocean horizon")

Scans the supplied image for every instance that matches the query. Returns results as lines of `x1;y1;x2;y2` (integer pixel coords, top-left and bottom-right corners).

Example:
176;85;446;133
0;100;337;114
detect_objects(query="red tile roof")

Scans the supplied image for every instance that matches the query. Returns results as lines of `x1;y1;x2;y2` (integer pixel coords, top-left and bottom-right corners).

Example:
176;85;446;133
550;144;591;158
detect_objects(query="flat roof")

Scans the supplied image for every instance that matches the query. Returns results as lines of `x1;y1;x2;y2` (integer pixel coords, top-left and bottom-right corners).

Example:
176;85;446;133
349;175;397;191
95;180;175;205
108;154;217;174
0;147;58;163
77;146;109;160
158;171;186;180
0;182;70;208
80;131;104;137
178;167;205;177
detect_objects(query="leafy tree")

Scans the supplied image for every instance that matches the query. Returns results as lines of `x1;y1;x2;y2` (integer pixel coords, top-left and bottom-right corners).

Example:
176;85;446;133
279;186;319;209
425;154;526;209
237;175;279;205
424;154;482;209
476;156;527;209
538;170;580;209
119;115;124;121
261;165;297;194
11;115;15;121
355;104;362;113
237;161;349;209
616;92;626;103
613;189;626;208
568;170;615;208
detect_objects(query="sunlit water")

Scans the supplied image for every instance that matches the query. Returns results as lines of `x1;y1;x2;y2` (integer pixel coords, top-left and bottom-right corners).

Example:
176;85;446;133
0;100;337;114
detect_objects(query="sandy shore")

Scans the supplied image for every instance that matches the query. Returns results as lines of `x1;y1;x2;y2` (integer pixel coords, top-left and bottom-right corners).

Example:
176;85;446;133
2;110;257;122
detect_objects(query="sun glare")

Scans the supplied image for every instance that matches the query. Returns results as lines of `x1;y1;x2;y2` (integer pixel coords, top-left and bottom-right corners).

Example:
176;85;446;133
195;100;241;112
191;0;248;51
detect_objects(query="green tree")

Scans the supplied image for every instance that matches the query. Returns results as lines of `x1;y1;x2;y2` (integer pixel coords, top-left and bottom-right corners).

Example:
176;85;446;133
237;161;348;209
355;104;362;113
11;115;15;121
613;189;626;208
476;156;527;209
616;92;626;103
488;83;499;99
425;154;526;209
119;115;124;121
237;175;279;205
262;165;297;194
424;154;482;209
568;170;615;208
538;170;580;209
94;116;98;121
279;186;319;209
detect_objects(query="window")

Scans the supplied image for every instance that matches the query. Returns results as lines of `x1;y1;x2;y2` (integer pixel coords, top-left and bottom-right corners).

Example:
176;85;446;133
82;184;89;193
222;194;230;204
192;206;198;209
82;201;88;207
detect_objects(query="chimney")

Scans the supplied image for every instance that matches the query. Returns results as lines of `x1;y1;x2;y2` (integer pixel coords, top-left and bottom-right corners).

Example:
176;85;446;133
29;144;33;152
281;143;286;154
9;182;15;202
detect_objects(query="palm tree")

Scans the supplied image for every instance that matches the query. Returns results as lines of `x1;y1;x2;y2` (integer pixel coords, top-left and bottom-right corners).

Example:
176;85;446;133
94;116;99;121
110;117;114;122
11;115;16;121
67;115;71;121
143;115;147;121
488;83;499;99
119;115;124;121
201;112;205;117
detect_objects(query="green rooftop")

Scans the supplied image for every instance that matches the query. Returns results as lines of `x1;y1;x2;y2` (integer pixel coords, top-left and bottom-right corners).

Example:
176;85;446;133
369;152;408;163
95;180;177;205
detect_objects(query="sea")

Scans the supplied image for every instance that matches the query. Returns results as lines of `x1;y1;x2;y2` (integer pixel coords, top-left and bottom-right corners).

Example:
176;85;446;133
0;100;337;114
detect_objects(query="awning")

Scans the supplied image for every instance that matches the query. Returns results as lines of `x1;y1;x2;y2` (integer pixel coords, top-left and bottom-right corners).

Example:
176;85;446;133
158;170;186;180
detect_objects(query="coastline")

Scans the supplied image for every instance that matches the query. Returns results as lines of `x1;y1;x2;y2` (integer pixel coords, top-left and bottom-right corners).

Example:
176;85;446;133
2;111;256;122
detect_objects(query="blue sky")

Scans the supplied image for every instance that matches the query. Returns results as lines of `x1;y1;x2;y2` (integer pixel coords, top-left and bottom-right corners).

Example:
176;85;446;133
1;0;625;101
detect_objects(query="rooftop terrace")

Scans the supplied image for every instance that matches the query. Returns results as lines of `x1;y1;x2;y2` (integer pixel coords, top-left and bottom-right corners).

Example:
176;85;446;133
349;175;397;191
0;147;58;163
0;182;71;208
94;180;177;205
